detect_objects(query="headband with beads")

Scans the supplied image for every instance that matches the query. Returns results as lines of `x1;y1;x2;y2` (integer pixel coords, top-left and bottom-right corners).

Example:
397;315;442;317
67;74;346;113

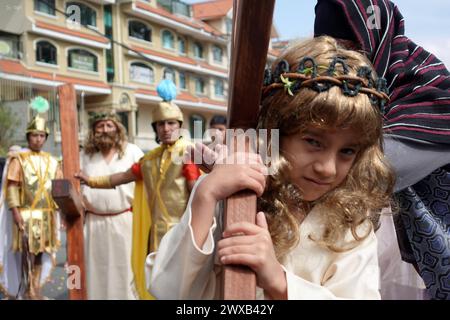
262;56;389;113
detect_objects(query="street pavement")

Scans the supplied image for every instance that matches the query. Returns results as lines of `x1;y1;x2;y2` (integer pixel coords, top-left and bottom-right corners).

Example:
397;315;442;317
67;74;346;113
42;230;69;300
1;230;69;300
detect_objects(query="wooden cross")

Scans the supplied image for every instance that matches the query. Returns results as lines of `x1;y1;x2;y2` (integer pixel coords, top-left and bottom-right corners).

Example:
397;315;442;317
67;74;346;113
51;84;87;300
222;0;276;300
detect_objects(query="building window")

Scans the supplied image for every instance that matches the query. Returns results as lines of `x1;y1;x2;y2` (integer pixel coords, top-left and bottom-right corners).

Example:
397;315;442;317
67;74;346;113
162;30;175;50
130;62;154;84
178;37;186;54
106;50;114;82
0;32;21;59
214;79;224;97
193;42;203;59
226;18;233;35
189;114;206;140
117;111;129;134
104;5;114;82
179;72;186;90
212;45;223;63
66;2;97;27
163;68;176;84
129;21;152;42
68;49;98;72
135;110;139;135
36;41;57;65
34;0;55;15
104;4;113;38
195;78;205;94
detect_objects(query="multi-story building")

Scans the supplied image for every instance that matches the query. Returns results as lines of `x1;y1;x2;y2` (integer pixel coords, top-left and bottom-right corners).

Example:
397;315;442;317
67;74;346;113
0;0;278;154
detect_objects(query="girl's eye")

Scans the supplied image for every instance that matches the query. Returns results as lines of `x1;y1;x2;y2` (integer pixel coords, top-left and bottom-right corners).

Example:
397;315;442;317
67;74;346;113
340;148;357;156
305;138;321;148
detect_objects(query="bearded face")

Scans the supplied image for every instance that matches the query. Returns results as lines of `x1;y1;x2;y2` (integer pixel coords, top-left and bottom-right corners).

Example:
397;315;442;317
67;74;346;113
92;120;119;151
93;130;119;151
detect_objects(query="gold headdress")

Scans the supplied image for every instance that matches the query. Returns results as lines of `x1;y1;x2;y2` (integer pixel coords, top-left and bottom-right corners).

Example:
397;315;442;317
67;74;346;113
26;96;50;135
153;80;183;124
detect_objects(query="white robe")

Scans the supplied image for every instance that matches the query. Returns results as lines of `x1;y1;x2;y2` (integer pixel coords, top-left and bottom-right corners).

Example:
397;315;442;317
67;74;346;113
376;211;427;299
145;176;381;300
81;143;144;300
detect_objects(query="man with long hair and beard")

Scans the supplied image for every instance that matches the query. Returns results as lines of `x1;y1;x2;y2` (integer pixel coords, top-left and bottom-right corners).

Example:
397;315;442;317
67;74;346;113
80;112;143;300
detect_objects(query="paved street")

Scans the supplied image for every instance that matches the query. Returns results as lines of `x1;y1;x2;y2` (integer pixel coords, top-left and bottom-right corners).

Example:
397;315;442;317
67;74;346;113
42;230;69;300
1;230;69;300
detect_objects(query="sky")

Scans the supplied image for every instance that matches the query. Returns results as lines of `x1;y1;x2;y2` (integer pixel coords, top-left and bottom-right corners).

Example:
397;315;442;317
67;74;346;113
184;0;450;68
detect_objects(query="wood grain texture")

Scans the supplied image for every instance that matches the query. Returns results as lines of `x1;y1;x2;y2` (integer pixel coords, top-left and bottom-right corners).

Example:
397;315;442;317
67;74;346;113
56;84;86;300
222;190;257;300
52;179;83;220
222;0;275;300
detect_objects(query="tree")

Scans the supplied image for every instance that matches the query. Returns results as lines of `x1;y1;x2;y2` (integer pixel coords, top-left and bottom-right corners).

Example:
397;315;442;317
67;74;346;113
0;101;20;156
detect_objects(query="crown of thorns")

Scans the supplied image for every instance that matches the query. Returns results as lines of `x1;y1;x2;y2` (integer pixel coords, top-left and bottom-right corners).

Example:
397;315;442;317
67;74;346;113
262;56;389;113
89;111;118;121
88;111;121;127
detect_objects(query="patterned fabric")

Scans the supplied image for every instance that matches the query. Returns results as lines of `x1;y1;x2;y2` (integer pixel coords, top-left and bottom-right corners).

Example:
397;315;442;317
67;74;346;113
314;0;450;300
314;0;450;144
396;168;450;299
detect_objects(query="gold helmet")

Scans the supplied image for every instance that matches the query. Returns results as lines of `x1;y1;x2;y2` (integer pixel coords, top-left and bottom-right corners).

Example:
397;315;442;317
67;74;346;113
152;101;184;124
27;96;50;135
26;115;50;135
153;79;183;124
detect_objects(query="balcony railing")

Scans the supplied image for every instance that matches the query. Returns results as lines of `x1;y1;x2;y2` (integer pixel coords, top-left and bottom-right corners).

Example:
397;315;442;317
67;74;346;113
157;0;191;18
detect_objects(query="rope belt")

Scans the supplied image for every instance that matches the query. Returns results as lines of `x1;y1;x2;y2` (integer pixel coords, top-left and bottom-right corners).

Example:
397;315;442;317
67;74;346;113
86;207;132;217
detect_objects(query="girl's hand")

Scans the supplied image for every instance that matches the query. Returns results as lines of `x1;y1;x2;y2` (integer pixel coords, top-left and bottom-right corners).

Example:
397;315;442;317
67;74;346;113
217;212;287;300
198;151;267;202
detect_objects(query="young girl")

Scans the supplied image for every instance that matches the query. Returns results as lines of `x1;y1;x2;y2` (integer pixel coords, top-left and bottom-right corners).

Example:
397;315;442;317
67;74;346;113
145;36;395;300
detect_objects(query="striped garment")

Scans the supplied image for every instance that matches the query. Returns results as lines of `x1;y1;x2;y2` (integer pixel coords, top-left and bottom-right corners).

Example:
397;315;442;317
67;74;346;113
314;0;450;144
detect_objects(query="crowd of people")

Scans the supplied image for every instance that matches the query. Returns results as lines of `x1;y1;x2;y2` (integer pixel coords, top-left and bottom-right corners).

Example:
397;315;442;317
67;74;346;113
1;0;449;300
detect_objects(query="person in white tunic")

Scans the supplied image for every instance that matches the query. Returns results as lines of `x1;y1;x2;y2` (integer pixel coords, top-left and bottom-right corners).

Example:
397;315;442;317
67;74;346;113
146;36;396;299
80;112;143;300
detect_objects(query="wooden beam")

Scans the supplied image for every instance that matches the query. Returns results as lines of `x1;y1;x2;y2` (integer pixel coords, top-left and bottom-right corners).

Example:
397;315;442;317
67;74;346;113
222;0;276;300
227;0;275;130
56;83;86;300
52;179;83;221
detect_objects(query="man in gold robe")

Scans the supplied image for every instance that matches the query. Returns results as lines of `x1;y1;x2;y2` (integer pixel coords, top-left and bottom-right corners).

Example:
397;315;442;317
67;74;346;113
0;116;62;299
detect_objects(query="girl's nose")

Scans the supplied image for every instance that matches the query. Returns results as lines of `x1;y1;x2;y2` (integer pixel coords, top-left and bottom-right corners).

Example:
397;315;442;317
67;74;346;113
313;154;337;178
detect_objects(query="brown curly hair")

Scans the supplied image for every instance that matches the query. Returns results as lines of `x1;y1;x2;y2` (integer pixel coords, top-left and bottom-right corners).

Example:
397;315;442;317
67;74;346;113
257;36;395;259
83;119;128;159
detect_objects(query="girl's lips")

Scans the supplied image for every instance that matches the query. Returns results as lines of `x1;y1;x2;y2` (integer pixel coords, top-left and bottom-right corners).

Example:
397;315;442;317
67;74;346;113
304;177;332;186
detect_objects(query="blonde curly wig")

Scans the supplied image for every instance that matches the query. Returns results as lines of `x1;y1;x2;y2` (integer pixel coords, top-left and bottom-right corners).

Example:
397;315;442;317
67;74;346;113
257;36;395;258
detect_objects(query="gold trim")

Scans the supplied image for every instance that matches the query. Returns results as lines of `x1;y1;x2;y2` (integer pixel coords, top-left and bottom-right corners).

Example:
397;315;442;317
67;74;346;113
6;186;21;209
88;175;112;189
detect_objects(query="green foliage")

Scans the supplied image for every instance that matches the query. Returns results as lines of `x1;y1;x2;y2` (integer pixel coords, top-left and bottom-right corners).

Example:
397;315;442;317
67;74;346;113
0;102;20;156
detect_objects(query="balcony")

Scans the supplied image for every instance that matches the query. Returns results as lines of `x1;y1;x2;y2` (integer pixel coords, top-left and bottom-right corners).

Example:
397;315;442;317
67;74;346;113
157;0;191;18
125;1;228;45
